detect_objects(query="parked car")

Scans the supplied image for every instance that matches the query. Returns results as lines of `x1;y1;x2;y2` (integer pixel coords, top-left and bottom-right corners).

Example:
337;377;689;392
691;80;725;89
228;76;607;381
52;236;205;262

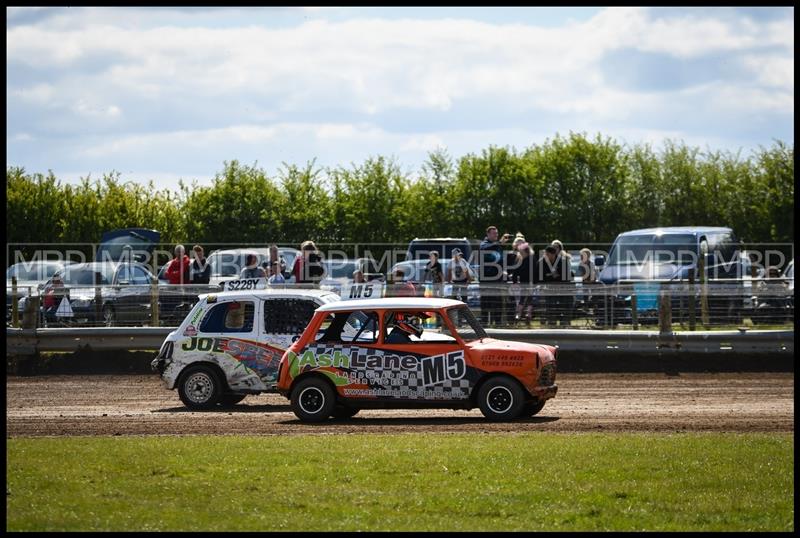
319;258;384;297
151;288;341;409
6;260;75;322
389;259;480;307
95;228;160;263
276;297;558;422
596;226;746;325
35;261;191;326
205;247;300;287
405;237;473;263
751;264;794;324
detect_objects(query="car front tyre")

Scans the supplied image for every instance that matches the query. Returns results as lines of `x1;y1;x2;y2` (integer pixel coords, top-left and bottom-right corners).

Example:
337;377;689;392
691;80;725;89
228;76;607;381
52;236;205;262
178;365;223;410
523;400;546;416
219;393;247;407
331;405;360;420
291;377;336;423
478;377;526;421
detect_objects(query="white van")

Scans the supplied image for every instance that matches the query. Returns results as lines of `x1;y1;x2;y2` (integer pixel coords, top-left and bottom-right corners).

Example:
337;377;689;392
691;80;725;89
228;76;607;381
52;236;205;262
151;288;339;409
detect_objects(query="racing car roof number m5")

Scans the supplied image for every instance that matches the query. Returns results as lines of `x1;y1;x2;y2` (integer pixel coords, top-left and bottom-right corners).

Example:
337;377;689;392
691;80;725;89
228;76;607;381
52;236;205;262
277;297;558;423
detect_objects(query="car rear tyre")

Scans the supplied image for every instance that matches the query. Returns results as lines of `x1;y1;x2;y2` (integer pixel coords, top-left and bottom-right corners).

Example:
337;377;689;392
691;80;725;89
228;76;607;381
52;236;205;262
523;400;546;416
219;393;247;407
178;365;223;410
331;405;360;419
291;377;336;423
478;377;526;421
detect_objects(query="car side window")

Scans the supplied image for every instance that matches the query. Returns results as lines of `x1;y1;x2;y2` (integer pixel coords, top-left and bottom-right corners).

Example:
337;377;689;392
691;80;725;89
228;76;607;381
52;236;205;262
131;266;151;285
315;310;378;343
117;265;130;284
264;299;317;334
200;301;255;333
383;310;457;344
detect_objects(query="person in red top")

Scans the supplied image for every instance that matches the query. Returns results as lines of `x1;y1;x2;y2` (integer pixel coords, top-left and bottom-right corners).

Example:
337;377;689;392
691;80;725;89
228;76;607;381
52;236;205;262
165;245;190;285
387;269;417;297
292;240;323;286
44;274;66;310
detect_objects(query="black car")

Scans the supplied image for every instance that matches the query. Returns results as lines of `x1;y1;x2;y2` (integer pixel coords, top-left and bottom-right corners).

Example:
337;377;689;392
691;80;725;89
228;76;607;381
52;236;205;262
39;261;194;326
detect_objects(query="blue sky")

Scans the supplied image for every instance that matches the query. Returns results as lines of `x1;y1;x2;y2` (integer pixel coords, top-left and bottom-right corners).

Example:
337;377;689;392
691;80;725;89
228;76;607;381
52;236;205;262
6;6;794;190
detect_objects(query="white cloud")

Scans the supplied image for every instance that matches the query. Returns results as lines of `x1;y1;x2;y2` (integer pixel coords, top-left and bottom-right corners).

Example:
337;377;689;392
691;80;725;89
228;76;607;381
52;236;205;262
6;7;794;181
13;83;56;105
72;99;122;119
7;8;792;118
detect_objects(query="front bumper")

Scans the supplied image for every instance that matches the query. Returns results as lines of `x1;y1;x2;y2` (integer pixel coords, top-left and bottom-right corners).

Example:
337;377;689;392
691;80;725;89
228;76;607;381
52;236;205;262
532;384;558;401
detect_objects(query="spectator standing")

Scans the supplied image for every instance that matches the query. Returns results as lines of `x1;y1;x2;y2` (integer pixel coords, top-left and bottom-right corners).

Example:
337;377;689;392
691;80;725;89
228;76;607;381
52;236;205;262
424;251;444;297
448;248;474;302
537;244;572;327
165;245;190;285
576;248;597;283
507;234;527;320
240;253;267;279
478;226;511;326
511;242;537;327
189;245;211;284
387;269;417;297
292;240;324;287
551;239;576;325
267;261;285;285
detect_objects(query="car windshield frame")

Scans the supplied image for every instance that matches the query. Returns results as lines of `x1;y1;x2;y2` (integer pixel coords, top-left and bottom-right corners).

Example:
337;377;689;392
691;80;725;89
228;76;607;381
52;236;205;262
407;241;472;262
56;263;117;286
608;234;698;266
322;260;359;280
6;262;66;281
442;305;487;343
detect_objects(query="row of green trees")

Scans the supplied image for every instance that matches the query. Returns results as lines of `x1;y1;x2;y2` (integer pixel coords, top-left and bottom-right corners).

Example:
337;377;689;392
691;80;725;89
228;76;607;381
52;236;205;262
6;133;794;258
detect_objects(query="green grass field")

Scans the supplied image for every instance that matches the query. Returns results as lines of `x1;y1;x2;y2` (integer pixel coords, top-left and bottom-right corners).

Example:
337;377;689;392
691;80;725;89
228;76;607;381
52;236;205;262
6;433;793;531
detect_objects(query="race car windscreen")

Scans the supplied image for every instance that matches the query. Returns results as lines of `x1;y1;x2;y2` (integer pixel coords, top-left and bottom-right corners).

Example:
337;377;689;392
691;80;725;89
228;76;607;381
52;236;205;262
444;306;487;342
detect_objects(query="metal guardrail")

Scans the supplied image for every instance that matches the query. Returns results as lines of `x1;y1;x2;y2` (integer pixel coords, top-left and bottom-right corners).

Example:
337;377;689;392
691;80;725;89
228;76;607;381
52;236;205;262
486;328;794;354
7;327;173;354
7;326;793;356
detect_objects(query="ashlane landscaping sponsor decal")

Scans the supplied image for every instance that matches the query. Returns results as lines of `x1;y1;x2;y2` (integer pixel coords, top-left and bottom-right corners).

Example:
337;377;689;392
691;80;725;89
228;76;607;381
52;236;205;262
287;347;469;398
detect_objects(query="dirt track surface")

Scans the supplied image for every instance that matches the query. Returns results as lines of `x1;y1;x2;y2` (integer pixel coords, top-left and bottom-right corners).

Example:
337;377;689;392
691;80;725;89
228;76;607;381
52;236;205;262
6;373;794;437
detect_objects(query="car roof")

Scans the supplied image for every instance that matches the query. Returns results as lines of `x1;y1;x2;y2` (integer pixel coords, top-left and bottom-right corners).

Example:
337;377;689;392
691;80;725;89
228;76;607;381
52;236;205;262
10;260;74;266
209;247;300;255
410;237;469;242
317;297;465;312
617;227;732;237
197;288;339;302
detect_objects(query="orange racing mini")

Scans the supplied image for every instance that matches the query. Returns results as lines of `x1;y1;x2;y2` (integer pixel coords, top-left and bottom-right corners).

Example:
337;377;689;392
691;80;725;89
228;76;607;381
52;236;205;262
276;298;557;422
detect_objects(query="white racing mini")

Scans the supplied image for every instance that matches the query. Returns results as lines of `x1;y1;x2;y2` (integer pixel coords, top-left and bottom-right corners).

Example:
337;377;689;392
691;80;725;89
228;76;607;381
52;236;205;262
151;287;339;409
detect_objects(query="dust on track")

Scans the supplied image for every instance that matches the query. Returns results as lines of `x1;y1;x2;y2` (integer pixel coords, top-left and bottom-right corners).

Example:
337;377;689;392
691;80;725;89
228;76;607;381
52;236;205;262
6;372;794;437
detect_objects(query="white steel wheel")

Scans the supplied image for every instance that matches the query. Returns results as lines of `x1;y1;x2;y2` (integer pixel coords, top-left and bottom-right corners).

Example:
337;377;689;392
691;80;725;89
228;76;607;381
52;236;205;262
478;377;526;422
178;366;223;410
291;377;336;423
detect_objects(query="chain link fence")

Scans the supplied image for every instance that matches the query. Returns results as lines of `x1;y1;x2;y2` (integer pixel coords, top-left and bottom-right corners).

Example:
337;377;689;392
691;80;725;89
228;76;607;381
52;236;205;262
7;278;793;330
